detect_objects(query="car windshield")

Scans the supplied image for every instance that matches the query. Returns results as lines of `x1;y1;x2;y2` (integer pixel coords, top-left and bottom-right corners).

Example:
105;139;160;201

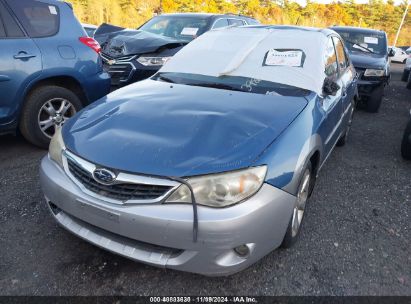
139;15;210;41
336;30;387;56
154;72;310;97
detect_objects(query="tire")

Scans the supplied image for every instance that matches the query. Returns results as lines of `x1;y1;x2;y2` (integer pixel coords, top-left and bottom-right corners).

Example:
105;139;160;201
337;101;355;147
19;85;83;149
281;162;314;248
365;85;383;113
407;72;411;90
401;119;411;160
401;70;410;82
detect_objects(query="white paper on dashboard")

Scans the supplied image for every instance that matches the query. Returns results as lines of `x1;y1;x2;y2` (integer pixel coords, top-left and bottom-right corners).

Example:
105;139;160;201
264;49;303;67
364;36;378;44
49;5;58;15
181;27;199;36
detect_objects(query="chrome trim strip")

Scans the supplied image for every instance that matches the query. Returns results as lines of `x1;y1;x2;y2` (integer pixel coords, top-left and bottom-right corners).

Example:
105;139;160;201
62;150;180;205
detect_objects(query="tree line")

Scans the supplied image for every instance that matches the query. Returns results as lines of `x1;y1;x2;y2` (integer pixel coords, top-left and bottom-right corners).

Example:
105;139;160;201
68;0;410;46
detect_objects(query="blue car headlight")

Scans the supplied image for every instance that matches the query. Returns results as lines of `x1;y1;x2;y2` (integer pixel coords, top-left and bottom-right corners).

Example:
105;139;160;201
166;166;267;207
364;69;385;77
49;127;65;168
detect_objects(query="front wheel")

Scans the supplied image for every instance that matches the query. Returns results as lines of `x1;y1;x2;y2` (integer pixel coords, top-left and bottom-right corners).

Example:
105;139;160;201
407;73;411;90
366;85;383;113
337;103;355;147
19;85;82;149
401;119;411;160
281;162;313;248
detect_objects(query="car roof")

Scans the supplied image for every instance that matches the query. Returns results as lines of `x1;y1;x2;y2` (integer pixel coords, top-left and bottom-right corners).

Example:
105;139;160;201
246;25;337;37
157;13;256;20
330;26;386;35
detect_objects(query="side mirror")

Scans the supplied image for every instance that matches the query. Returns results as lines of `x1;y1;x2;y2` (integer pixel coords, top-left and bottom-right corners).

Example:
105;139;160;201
388;48;395;57
323;78;340;96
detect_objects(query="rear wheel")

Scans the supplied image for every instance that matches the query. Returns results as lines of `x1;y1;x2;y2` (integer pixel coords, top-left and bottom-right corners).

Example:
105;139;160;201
401;119;411;160
365;85;383;113
281;162;313;248
19;86;82;149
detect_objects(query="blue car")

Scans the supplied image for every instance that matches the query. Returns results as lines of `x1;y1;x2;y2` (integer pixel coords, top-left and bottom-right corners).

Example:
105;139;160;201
40;26;357;276
0;0;111;147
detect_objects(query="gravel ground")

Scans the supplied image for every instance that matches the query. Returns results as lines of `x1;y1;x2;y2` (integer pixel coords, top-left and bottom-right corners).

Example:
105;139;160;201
0;64;410;296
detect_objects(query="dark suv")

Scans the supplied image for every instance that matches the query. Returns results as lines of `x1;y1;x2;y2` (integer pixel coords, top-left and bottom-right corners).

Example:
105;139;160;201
95;13;259;86
331;26;393;112
0;0;111;148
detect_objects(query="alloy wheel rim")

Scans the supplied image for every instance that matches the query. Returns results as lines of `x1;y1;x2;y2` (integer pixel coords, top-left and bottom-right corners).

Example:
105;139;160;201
291;169;310;237
38;98;76;139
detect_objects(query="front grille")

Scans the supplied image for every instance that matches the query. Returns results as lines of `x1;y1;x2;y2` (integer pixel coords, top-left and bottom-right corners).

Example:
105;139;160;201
67;158;173;202
101;53;134;85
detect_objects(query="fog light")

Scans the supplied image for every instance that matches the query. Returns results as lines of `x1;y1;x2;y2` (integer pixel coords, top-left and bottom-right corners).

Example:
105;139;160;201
48;202;62;215
234;244;250;257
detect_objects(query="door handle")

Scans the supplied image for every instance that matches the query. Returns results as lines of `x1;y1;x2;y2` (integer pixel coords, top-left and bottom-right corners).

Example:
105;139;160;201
342;90;347;98
14;52;36;60
0;75;10;82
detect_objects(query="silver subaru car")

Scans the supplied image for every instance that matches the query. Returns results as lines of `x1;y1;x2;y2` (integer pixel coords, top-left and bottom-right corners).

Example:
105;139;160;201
40;26;356;275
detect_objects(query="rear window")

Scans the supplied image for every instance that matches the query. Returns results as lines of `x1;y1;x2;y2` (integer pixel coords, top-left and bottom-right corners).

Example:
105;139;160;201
6;0;59;38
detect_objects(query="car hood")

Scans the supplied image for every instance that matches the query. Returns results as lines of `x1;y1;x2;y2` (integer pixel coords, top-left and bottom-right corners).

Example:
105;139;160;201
63;80;308;177
349;51;387;69
94;23;187;58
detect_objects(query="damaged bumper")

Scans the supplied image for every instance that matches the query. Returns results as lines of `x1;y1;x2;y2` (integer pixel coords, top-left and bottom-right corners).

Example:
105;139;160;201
40;155;295;276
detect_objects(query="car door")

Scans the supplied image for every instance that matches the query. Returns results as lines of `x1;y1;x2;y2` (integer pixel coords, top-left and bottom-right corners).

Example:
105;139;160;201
321;36;344;156
333;36;355;120
0;0;41;126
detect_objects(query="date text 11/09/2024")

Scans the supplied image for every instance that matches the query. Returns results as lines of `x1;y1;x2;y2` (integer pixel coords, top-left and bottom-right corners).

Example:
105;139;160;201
149;297;258;303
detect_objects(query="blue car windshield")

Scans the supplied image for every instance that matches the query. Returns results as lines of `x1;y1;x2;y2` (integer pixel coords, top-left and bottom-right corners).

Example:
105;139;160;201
154;72;310;96
336;30;387;56
139;16;210;41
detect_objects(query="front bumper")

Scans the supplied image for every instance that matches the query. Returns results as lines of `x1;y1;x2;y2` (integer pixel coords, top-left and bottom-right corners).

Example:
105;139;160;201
83;71;111;103
357;77;387;97
40;156;296;276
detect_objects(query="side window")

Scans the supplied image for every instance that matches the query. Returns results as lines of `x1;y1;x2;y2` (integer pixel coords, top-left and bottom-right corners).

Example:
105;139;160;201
212;19;229;29
325;37;338;78
6;0;59;38
332;36;348;71
0;2;24;38
228;19;245;26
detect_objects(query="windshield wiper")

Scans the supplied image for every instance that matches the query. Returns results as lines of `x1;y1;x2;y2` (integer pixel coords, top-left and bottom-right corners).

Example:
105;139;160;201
187;82;244;92
156;75;176;83
345;39;376;54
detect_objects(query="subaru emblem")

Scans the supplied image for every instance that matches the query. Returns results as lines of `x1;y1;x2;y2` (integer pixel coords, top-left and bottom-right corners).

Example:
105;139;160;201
93;168;116;185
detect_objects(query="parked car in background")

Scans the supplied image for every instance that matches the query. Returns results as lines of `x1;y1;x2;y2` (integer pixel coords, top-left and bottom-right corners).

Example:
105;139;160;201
389;46;408;63
331;26;393;112
41;26;357;276
401;110;411;160
94;13;259;86
401;54;411;89
0;0;111;148
82;23;98;37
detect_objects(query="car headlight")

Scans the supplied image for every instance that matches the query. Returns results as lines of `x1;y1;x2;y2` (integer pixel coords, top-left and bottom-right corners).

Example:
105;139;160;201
165;166;267;207
49;127;65;168
137;56;172;66
364;69;385;77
